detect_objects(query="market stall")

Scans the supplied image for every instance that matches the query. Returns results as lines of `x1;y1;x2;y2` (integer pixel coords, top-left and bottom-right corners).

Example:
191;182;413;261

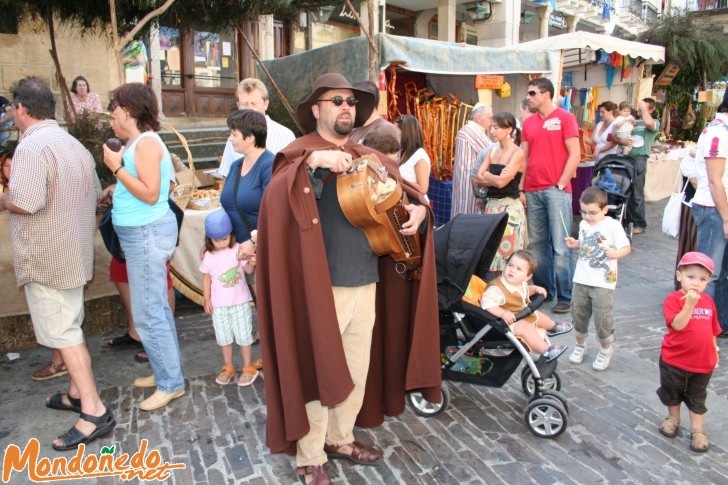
517;32;667;211
260;33;552;226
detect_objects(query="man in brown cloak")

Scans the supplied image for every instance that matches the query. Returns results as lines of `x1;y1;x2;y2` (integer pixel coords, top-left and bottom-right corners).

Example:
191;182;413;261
256;73;442;484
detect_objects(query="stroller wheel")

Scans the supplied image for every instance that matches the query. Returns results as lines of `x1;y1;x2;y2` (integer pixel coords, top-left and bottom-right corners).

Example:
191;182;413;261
521;367;561;396
406;384;450;418
529;389;569;415
524;398;568;438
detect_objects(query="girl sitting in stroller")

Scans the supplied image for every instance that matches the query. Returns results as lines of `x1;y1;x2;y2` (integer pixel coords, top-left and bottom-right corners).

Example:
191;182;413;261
481;250;572;362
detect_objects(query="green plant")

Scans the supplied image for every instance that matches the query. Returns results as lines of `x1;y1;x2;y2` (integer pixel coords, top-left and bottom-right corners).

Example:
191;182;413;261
67;113;116;187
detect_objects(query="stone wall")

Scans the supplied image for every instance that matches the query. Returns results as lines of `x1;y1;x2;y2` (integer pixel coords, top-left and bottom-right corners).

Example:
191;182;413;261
0;16;120;122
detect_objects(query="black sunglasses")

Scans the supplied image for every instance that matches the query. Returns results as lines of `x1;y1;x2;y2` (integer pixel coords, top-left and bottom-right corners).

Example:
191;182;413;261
526;90;545;97
316;96;357;107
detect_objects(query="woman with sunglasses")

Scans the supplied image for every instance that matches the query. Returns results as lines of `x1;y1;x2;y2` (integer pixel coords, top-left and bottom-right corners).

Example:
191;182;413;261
102;82;184;411
474;112;528;275
395;115;430;198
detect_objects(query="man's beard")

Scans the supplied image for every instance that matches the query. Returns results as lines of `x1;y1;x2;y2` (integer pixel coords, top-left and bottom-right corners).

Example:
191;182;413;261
334;119;353;136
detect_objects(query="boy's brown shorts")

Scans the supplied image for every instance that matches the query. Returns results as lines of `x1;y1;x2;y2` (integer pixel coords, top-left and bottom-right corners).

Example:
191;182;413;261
656;358;712;415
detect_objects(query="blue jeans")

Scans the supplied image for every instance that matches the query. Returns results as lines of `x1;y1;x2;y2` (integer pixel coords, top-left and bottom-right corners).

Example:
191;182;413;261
692;204;728;331
115;210;185;392
526;188;575;303
627;155;648;229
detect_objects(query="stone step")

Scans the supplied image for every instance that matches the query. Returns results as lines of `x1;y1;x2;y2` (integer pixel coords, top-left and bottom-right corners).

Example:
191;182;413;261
159;126;228;170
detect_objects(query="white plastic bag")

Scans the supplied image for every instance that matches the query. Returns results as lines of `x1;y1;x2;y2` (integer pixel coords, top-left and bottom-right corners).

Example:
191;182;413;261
662;173;687;238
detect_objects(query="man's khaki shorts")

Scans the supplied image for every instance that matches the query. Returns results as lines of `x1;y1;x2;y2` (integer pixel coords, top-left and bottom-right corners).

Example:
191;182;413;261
24;282;84;349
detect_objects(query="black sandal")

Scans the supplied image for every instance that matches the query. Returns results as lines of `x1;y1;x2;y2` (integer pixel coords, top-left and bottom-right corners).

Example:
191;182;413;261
107;332;142;348
46;393;81;413
52;409;116;451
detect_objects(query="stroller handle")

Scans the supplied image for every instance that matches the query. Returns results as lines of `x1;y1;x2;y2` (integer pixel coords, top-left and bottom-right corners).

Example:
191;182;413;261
511;293;545;323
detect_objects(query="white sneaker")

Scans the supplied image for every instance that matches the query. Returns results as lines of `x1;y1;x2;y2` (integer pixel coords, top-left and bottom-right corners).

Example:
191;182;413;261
592;347;614;371
568;344;587;364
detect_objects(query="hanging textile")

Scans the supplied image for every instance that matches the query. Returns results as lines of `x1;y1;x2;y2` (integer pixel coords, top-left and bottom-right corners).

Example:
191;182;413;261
625;83;635;105
605;66;616;90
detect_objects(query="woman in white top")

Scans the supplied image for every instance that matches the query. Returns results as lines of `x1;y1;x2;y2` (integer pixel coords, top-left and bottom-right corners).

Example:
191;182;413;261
395;114;430;197
585;101;619;161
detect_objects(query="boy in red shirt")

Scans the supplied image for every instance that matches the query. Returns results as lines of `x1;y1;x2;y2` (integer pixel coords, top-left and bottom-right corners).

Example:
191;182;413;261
658;252;720;453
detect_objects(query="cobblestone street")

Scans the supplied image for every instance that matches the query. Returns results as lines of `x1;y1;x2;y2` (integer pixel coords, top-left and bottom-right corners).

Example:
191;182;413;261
1;199;727;484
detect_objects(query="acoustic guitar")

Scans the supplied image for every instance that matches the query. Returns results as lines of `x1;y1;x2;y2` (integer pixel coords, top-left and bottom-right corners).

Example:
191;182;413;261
337;154;422;279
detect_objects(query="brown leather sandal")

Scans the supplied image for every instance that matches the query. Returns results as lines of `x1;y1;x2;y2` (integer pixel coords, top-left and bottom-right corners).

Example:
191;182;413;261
32;361;69;381
294;465;331;485
659;416;680;438
324;441;383;466
690;429;709;452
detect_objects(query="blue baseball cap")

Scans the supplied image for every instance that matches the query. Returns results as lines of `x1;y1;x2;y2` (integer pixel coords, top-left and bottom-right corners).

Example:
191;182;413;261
205;210;233;239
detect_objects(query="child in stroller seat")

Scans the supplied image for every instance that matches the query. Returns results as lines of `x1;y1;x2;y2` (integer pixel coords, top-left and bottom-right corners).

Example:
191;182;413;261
481;250;572;362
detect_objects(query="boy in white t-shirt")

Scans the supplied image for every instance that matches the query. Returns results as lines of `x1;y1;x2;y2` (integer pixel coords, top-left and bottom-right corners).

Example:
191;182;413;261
565;187;632;370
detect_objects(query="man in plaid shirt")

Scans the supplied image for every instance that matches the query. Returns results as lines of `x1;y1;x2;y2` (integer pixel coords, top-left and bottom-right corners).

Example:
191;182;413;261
0;77;115;451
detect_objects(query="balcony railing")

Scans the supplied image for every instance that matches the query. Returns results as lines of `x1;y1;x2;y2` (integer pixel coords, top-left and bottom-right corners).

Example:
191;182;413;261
685;0;728;10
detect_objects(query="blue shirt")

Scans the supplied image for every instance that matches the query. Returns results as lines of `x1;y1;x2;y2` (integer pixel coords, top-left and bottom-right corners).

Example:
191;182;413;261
112;132;172;226
220;150;273;241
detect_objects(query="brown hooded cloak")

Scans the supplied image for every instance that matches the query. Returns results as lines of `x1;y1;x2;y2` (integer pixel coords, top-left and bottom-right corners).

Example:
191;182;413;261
256;133;442;455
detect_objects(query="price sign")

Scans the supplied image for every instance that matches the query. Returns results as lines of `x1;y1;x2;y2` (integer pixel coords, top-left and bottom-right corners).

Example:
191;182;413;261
474;75;504;90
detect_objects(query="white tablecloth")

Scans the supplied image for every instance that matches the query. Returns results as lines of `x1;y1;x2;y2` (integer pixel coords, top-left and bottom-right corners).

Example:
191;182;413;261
170;208;212;306
645;155;681;202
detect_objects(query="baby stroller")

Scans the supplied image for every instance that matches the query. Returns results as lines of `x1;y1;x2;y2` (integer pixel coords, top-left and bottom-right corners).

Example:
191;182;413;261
405;213;569;438
591;154;636;237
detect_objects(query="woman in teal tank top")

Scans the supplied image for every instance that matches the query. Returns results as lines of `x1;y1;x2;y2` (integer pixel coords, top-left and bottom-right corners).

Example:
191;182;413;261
102;83;185;411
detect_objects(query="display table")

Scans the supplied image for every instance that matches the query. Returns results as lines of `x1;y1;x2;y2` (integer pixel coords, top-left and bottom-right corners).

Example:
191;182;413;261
645;150;684;202
170;208;212;306
572;161;595;215
0;212;117;318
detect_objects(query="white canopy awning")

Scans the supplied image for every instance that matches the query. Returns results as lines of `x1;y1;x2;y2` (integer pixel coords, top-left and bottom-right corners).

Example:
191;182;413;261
516;31;665;64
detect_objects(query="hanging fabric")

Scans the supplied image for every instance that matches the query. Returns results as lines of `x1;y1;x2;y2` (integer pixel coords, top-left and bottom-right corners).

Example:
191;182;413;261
605;66;616;90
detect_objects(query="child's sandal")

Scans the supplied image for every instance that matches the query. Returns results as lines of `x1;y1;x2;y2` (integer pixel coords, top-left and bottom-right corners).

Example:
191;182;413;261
658;416;680;438
215;365;235;385
238;366;259;387
542;345;568;362
547;322;574;337
690;429;709;452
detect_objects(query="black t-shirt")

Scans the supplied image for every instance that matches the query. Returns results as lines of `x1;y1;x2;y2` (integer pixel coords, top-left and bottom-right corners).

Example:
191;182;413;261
313;168;379;287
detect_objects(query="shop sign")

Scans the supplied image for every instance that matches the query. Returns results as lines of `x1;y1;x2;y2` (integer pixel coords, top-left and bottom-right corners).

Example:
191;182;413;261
475;75;504;90
326;2;395;31
549;13;567;30
654;61;681;86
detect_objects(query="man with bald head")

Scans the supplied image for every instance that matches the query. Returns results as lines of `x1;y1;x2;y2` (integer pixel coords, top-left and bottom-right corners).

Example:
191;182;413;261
451;103;493;218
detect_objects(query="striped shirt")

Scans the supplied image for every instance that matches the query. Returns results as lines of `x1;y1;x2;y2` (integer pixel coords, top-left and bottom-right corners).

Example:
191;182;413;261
451;121;492;218
218;115;295;177
9;120;102;289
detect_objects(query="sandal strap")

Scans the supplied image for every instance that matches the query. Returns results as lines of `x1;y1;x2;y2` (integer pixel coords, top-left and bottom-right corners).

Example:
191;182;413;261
221;365;235;373
242;366;258;374
57;424;88;445
80;409;112;426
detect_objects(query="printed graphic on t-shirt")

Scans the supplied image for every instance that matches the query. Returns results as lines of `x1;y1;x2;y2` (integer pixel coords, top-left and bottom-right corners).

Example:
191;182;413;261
579;230;616;283
691;306;714;321
543;118;562;131
218;264;243;288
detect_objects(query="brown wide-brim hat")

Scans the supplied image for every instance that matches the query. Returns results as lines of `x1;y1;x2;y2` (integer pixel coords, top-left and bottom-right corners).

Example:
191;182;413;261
296;73;375;133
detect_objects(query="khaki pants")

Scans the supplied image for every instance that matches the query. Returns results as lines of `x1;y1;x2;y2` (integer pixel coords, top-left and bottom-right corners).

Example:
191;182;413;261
296;283;377;467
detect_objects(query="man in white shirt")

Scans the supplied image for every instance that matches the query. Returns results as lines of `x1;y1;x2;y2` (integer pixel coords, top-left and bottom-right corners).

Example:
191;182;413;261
217;78;295;177
693;89;728;334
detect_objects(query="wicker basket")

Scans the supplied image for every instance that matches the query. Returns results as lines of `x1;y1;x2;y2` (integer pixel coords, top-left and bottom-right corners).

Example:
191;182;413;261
163;124;195;210
188;190;221;211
